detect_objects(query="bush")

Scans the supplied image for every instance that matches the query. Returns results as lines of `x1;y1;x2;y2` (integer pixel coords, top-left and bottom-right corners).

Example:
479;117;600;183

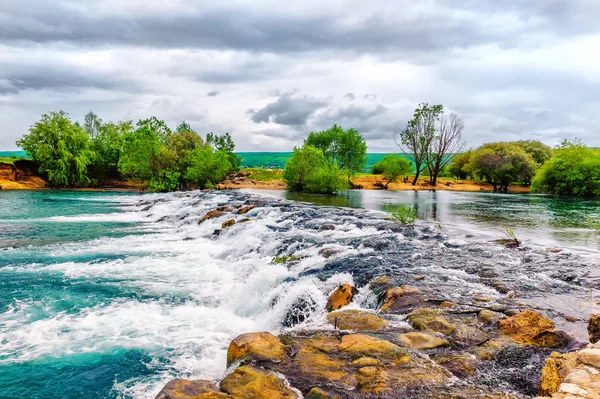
185;146;233;189
448;150;472;179
283;145;347;193
377;155;412;189
531;141;600;197
370;162;385;174
387;204;417;225
149;171;181;192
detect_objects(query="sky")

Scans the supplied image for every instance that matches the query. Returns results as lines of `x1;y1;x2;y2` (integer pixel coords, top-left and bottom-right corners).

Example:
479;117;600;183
1;0;599;152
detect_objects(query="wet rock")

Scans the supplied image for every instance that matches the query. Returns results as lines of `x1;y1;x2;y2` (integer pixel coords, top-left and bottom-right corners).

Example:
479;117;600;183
318;224;336;232
397;332;450;350
504;308;521;316
407;308;455;335
539;353;562;396
498;310;569;348
379;285;424;313
221;219;235;229
237;205;255;215
478;309;505;325
474;296;491;303
154;379;224;399
351;357;380;367
227;332;287;366
588;313;600;343
220;366;298;399
199;210;224;223
412;274;425;281
326;284;358;312
305;387;342;399
282;297;317;328
240;217;251;223
318;247;341;259
216;205;234;212
339;334;404;355
327;309;388;331
439;301;456;308
434;354;477;378
369;276;394;296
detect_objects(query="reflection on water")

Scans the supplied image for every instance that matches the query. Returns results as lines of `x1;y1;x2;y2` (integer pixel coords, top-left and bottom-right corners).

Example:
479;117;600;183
245;189;600;253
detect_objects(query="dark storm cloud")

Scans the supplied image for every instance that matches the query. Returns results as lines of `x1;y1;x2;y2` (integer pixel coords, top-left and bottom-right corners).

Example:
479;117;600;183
248;94;329;126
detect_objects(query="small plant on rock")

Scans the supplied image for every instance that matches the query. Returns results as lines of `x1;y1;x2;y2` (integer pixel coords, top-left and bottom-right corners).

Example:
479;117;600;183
387;204;417;225
495;226;520;248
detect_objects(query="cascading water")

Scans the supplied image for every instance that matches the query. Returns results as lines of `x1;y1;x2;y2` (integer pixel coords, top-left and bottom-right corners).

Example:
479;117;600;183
0;189;598;398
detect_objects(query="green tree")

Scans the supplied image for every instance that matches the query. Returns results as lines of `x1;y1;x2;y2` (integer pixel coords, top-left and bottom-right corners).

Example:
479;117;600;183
168;128;205;177
118;124;164;181
467;142;536;192
17;111;94;187
283;145;346;193
83;111;103;140
396;103;443;185
515;140;553;165
185;146;233;189
305;124;367;180
90;120;132;178
206;132;241;171
448;150;472;179
136;117;172;144
531;140;600;197
372;155;413;189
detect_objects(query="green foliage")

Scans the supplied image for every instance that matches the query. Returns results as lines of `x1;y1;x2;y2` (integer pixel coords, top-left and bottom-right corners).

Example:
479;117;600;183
372;155;412;189
185;146;233;189
272;255;304;264
305;124;367;179
148;171;181;192
467;142;537;192
118;124;164;181
83;111;103;140
207;132;242;172
448;150;472;179
167;128;205;175
515;140;554;165
136;117;172;144
587;215;600;230
387;204;417;225
244;168;282;182
531;141;600;197
370;162;385;174
90;120;132;178
17;111;94;187
495;226;520;248
283;145;347;193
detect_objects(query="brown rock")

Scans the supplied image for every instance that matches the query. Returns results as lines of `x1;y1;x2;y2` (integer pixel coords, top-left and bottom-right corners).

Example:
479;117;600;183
578;348;600;368
154;379;225;399
327;310;388;331
434;355;477;378
326;284;358;312
369;276;393;296
351;357;380;367
397;332;450;350
305;387;342;399
589;314;600;343
227;332;286;366
379;286;423;312
439;301;456;308
478;309;504;325
338;334;404;356
407;308;455;335
237;206;255;215
220;366;298;399
498;310;569;348
216;205;234;212
199;210;224;223
221;219;235;228
539;354;562;396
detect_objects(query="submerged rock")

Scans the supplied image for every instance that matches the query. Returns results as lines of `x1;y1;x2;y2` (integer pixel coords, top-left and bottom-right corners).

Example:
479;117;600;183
379;285;424;313
221;219;235;228
227;332;287;366
237;205;255;215
282;297;317;328
326;284;357;312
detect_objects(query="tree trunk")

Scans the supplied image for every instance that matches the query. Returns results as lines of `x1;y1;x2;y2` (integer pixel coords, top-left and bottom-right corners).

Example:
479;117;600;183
412;169;420;186
431;173;438;186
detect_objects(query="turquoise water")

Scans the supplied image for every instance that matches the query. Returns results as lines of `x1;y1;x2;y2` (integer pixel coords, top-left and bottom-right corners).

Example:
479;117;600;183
1;189;600;399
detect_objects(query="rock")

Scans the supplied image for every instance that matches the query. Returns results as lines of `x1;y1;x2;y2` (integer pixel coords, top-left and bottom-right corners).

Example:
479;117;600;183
318;248;341;259
338;334;404;356
237;206;255;215
221;219;235;228
498;310;569;348
369;276;393;296
154;379;224;399
413;275;425;281
326;284;358;312
478;309;505;325
305;387;342;399
558;382;588;395
227;332;287;366
504;308;521;316
407;308;455;335
434;354;477;378
318;224;336;232
220;366;298;399
351;357;380;367
578;348;600;368
240;218;251;223
589;314;600;343
216;205;234;212
539;354;562;396
282;297;317;328
564;369;591;384
327;309;388;331
474;296;491;303
379;286;423;313
397;332;450;350
199;210;224;223
564;315;580;323
439;301;456;308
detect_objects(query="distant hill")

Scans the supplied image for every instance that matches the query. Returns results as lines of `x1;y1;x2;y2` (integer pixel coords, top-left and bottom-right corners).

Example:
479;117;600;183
0;150;27;158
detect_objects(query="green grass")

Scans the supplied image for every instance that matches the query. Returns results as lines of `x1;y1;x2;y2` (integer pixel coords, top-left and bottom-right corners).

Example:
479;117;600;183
243;167;283;182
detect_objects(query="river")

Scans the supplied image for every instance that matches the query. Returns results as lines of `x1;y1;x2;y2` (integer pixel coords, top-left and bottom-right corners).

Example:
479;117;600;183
0;189;599;398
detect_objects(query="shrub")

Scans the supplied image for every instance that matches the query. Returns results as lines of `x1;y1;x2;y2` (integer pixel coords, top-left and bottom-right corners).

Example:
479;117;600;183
283;145;347;193
185;146;233;189
387;204;417;225
448;150;472;179
376;155;412;189
149;171;181;192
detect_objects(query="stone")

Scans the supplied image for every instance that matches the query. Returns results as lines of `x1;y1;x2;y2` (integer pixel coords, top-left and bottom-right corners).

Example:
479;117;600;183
351;357;380;367
539;355;562;396
338;334;404;356
407;308;455;335
220;366;298;399
564;369;591;384
305;387;342;399
578;348;600;368
397;332;450;350
434;354;477;378
221;219;235;228
240;218;251;223
237;206;255;215
216;205;234;212
369;276;393;296
227;332;286;366
379;286;423;312
326;284;358;312
478;309;504;325
588;314;600;343
475;296;492;302
413;275;425;280
498;309;568;348
318;248;341;259
327;309;388;331
558;383;588;396
439;301;456;308
318;224;336;232
199;210;224;223
154;379;224;399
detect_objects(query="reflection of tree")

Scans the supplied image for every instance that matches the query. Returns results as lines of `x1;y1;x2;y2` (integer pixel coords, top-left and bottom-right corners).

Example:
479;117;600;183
284;190;363;209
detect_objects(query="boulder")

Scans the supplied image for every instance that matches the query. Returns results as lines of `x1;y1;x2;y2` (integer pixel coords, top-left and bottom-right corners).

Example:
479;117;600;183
305;387;342;399
368;276;393;296
327;310;388;331
154;379;224;399
237;206;255;215
434;354;477;378
578;348;600;368
220;366;298;399
397;332;450;350
379;285;423;313
478;309;505;325
539;353;563;396
498;310;569;348
407;308;455;335
216;205;234;212
221;219;235;229
318;224;336;232
326;284;358;311
199;210;224;223
318;248;341;259
589;313;600;343
338;334;405;356
227;332;287;366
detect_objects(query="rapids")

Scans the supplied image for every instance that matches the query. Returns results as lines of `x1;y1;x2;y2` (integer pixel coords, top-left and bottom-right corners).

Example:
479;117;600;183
0;189;599;398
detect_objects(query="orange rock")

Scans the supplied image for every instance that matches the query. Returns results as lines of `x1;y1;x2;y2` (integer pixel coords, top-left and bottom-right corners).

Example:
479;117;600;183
199;210;224;223
227;332;287;366
221;219;235;228
326;284;358;311
379;286;422;312
498;310;568;348
238;206;255;215
220;366;298;399
327;310;388;331
154;379;227;399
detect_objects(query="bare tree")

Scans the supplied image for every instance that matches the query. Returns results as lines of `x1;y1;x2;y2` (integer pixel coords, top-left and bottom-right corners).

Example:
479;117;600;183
427;113;466;186
395;103;441;185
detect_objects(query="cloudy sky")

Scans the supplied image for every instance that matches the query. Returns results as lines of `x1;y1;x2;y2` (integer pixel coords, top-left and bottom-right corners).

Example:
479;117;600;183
1;1;599;152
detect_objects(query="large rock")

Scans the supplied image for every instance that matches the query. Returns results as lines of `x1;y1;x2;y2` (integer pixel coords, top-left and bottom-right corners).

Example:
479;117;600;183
338;334;405;356
589;313;600;343
379;286;424;313
237;206;255;215
498;310;569;348
326;284;358;312
220;366;298;399
397;332;450;350
407;308;455;335
199;210;224;223
227;332;287;366
154;379;227;399
327;309;388;331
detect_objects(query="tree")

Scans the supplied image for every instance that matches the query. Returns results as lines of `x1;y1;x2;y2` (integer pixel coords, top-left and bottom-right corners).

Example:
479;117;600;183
206;132;241;171
136;117;172;144
90;120;132;178
168;128;205;177
448;150;472;179
426;113;465;186
185;146;233;189
83;111;103;140
396;103;442;185
515;140;554;165
17;111;94;187
282;145;346;193
531;140;600;197
372;155;413;189
466;142;536;192
118;124;164;181
305;124;367;180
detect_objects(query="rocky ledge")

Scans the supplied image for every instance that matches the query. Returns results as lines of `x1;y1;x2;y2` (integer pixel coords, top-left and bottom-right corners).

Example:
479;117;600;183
155;272;600;399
